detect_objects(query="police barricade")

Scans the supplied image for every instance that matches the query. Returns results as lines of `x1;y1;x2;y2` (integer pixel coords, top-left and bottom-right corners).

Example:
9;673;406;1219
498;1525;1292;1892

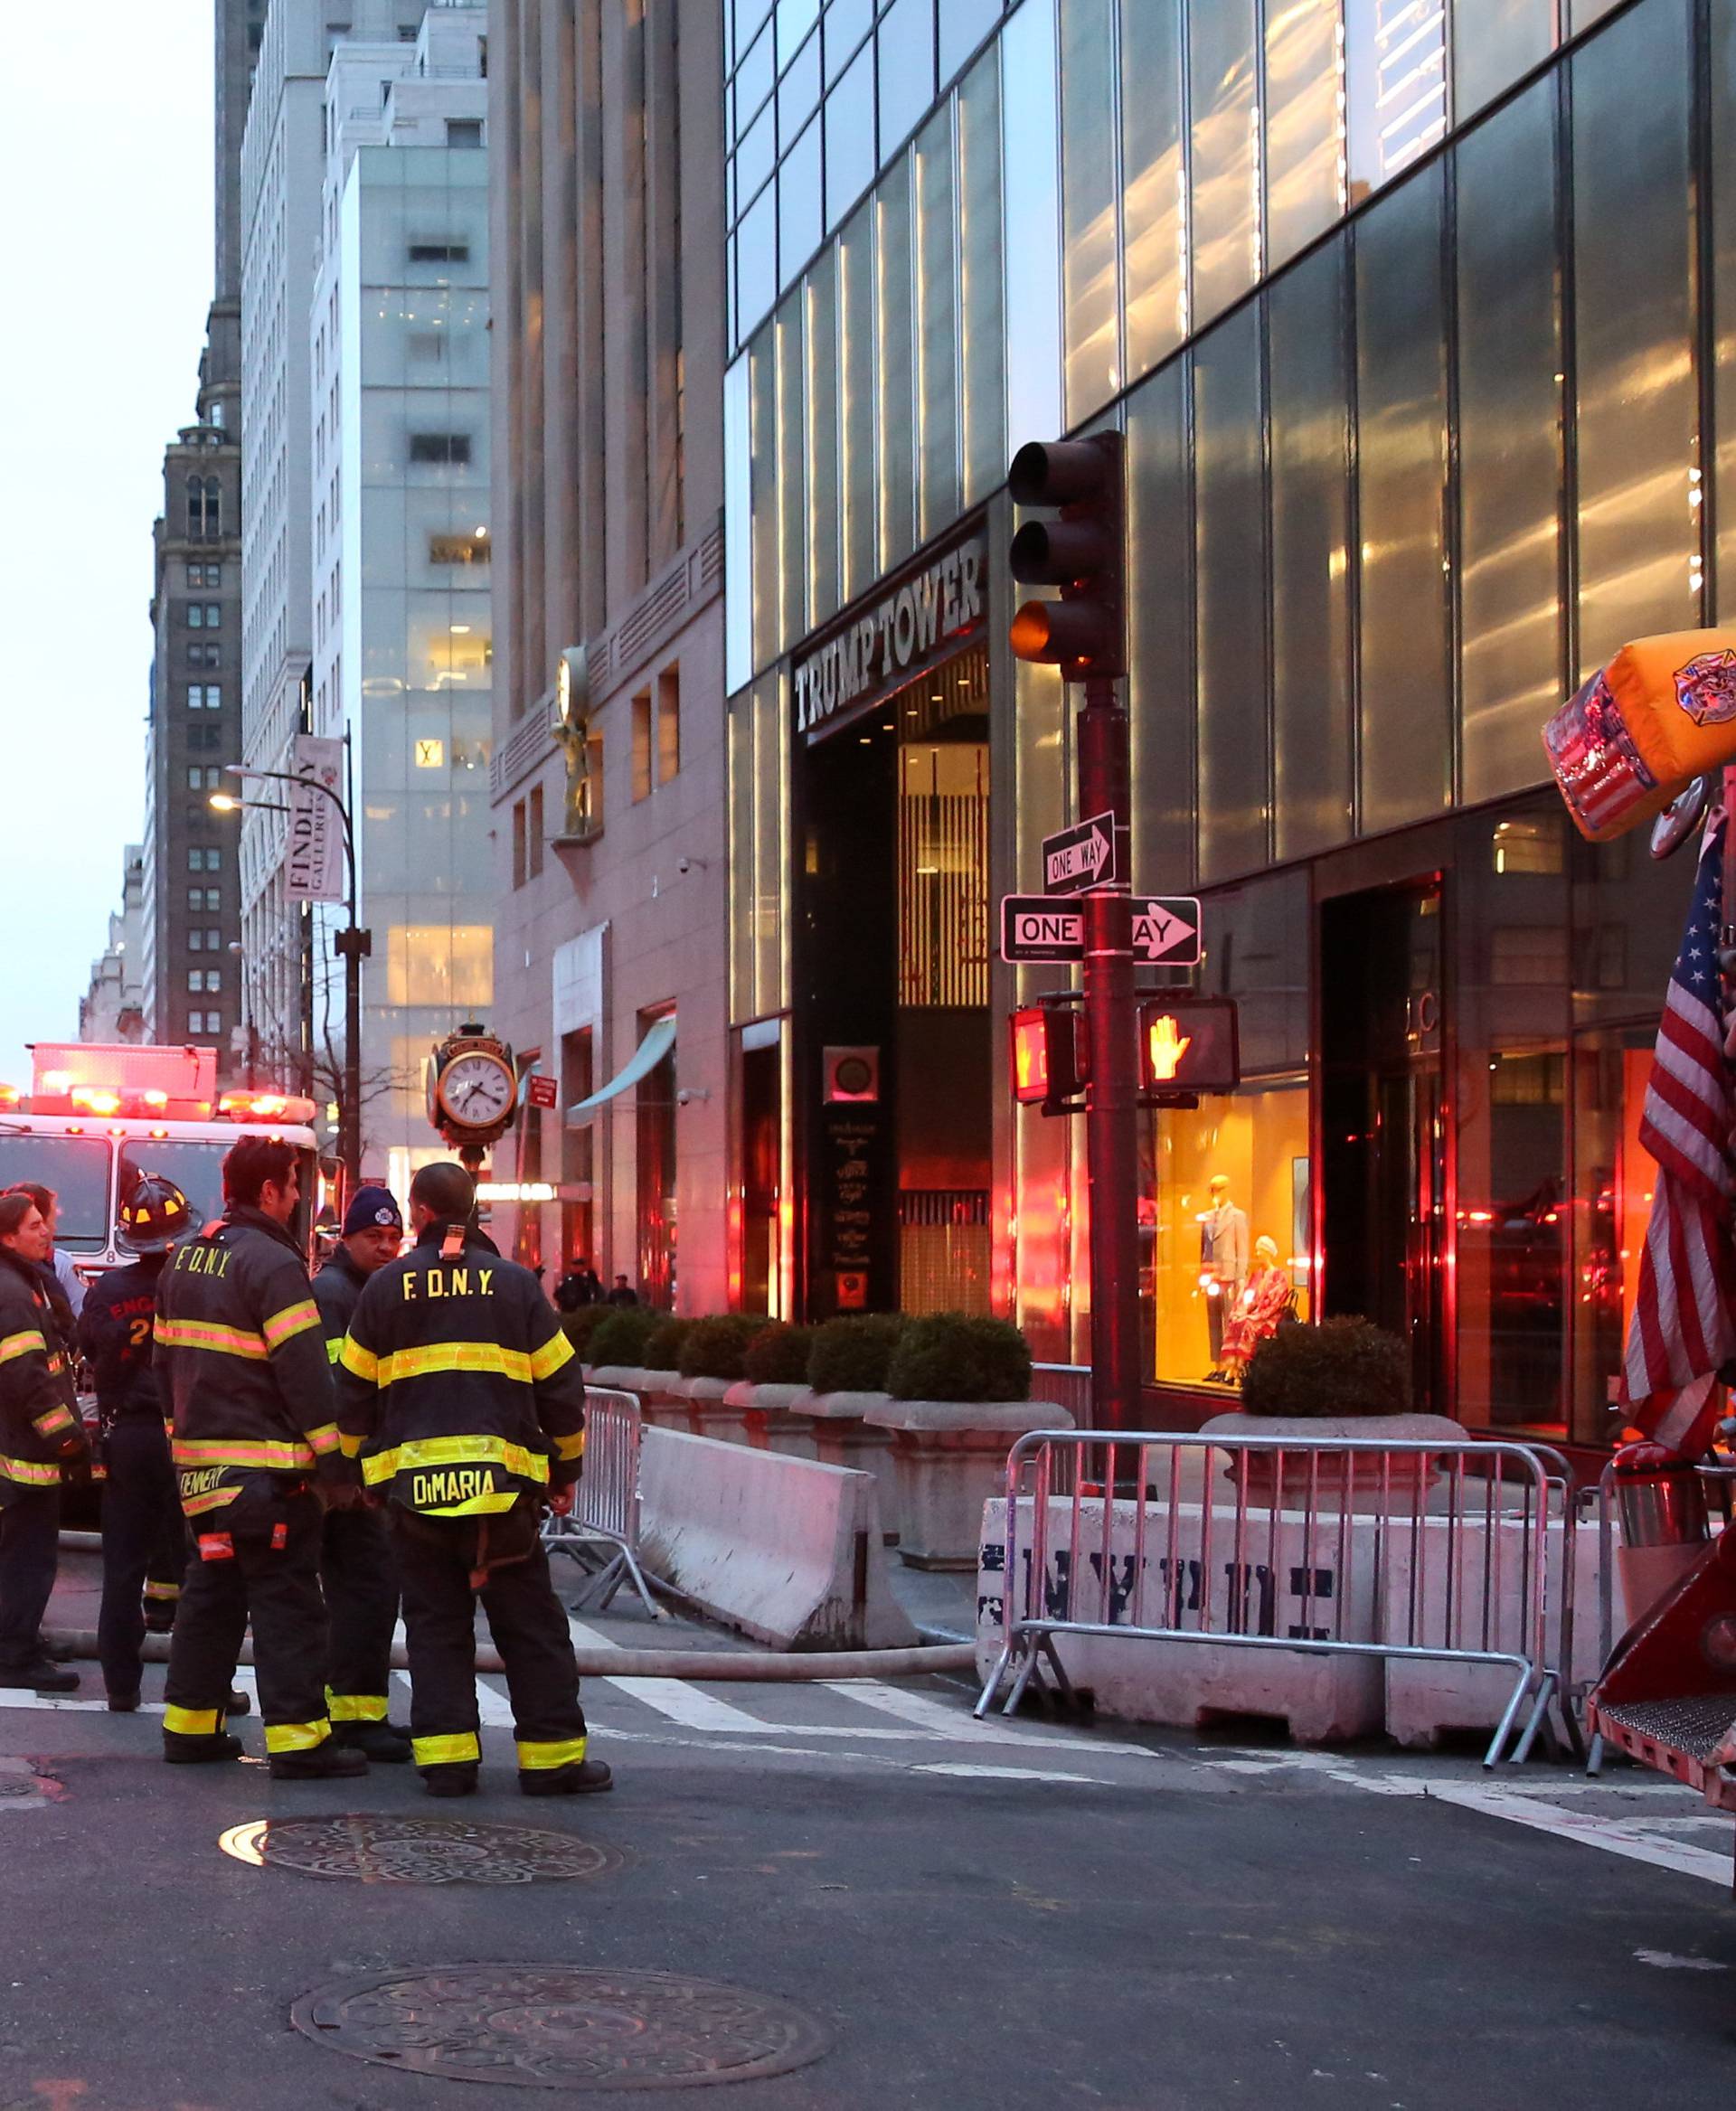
975;1430;1578;1767
541;1385;665;1619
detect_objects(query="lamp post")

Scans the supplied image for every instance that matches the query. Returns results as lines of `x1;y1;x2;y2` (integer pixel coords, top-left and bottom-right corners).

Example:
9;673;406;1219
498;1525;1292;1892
212;765;371;1205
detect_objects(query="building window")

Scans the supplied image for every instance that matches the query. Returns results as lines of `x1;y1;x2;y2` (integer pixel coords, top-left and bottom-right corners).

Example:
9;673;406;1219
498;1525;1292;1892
384;926;494;1007
205;969;222;993
188;603;203;628
186;886;203;911
656;665;681;784
187;563;207;589
409;432;472;465
189;929;203;952
205;846;222;872
187;684;222;711
512;798;526;889
632;690;654;801
204;887;221;910
529;784;544;878
429;532;488;564
186;475;222;539
187;970;205;993
447;118;483;148
186;847;206;873
408;241;470;264
204;603;221;627
188;641;219;668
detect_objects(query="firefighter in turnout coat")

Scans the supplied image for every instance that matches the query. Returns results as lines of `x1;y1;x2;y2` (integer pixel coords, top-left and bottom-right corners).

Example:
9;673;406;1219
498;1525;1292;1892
335;1160;609;1798
309;1183;411;1759
155;1136;367;1778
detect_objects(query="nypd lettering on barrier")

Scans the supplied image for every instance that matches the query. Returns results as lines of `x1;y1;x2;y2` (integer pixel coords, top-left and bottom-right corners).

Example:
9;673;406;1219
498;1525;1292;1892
792;533;985;739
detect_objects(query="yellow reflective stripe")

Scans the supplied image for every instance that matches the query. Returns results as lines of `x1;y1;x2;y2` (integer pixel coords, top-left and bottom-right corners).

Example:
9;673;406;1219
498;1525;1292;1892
326;1338;343;1365
326;1691;389;1723
263;1719;331;1754
516;1736;588;1771
553;1430;586;1463
413;1731;480;1767
338;1336;379;1383
32;1407;76;1437
0;1455;61;1487
306;1423;341;1457
263;1300;321;1350
362;1434;550;1486
143;1581;181;1601
0;1330;46;1367
419;1488;523;1517
181;1485;241;1515
337;1429;365;1459
164;1705;221;1737
530;1331;575;1381
157;1318;269;1361
173;1437;314;1471
376;1341;534;1385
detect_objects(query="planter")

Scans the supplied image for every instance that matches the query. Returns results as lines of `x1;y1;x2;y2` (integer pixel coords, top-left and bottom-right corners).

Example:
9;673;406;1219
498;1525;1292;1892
866;1399;1071;1571
1197;1412;1464;1512
805;1392;899;1544
681;1375;751;1446
722;1381;819;1459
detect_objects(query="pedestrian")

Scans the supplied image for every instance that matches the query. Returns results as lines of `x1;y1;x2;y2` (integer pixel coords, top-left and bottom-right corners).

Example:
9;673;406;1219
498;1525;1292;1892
336;1159;609;1800
0;1192;88;1693
80;1177;206;1711
553;1256;602;1313
5;1182;86;1321
155;1136;366;1777
309;1183;412;1760
605;1273;638;1308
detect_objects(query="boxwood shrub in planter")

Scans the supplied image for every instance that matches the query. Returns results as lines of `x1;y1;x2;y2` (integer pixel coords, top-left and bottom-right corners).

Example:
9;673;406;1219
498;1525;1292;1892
586;1305;661;1371
560;1304;615;1360
641;1315;693;1372
885;1313;1033;1405
1239;1315;1410;1418
743;1322;816;1387
677;1314;770;1383
807;1314;908;1396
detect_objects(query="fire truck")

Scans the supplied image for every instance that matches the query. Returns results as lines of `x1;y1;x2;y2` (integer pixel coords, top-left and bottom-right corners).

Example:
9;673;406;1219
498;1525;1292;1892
0;1041;323;1286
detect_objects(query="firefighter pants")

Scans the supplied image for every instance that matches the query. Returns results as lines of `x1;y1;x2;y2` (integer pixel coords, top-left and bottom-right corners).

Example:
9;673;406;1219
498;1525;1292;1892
99;1418;186;1696
0;1487;61;1670
387;1499;588;1776
321;1503;399;1723
164;1483;332;1754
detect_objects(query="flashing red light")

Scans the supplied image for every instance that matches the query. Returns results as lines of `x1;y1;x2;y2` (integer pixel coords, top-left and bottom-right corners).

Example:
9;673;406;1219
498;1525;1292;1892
218;1089;317;1125
0;1085;19;1111
71;1087;122;1117
1011;1008;1051;1106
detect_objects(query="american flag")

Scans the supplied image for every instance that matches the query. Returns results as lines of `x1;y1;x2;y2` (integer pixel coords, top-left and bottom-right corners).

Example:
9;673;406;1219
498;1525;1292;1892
1622;813;1736;1456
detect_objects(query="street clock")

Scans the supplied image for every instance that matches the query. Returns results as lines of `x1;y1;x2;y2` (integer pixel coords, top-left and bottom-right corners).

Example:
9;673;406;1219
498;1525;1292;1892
428;1022;517;1166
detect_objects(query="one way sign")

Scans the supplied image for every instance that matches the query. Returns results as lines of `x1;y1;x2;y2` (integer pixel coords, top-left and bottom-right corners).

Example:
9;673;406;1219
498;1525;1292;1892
1043;812;1116;894
1000;895;1203;966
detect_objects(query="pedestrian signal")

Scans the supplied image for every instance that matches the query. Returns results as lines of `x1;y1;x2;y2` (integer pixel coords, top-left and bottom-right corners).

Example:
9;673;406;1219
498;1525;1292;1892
1009;1006;1088;1112
1136;996;1240;1098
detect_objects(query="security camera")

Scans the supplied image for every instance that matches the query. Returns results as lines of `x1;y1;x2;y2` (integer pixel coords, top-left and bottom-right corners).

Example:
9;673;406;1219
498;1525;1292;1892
676;856;692;875
675;1087;711;1106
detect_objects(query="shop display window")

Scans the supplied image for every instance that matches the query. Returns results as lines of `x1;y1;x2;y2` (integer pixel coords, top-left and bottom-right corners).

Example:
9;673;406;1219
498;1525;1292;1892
1146;1078;1311;1390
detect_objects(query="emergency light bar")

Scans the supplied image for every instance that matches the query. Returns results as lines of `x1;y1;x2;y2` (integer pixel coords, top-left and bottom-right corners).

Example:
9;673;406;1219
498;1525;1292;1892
218;1090;319;1124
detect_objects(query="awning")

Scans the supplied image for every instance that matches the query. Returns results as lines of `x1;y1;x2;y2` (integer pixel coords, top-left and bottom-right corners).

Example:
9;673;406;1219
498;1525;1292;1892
564;1014;676;1127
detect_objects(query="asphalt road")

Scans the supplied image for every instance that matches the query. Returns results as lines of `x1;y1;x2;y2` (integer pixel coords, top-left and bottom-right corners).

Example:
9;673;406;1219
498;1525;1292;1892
4;1557;1736;2110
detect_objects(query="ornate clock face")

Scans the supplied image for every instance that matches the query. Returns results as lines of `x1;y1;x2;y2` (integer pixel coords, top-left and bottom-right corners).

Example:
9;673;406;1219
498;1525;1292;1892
436;1051;515;1130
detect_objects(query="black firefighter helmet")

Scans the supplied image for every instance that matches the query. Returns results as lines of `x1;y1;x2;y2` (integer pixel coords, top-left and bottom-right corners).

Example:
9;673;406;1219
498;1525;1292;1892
117;1174;193;1257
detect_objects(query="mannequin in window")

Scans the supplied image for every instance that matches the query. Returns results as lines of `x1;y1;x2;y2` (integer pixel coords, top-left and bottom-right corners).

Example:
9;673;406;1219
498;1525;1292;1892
1200;1173;1248;1381
1219;1235;1294;1385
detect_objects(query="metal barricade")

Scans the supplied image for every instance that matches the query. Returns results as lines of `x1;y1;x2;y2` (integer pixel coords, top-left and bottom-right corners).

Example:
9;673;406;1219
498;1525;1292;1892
976;1429;1578;1767
541;1386;665;1619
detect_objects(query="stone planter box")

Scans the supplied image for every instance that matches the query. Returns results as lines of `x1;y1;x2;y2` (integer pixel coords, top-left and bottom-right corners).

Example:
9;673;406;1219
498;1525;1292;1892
1197;1412;1464;1511
866;1399;1071;1571
680;1375;751;1445
805;1392;899;1544
723;1381;819;1459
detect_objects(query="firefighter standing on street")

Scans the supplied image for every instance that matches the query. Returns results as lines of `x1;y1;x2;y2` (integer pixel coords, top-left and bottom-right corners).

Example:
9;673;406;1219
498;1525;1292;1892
310;1183;411;1759
335;1160;609;1799
0;1192;88;1693
156;1136;366;1777
80;1177;205;1711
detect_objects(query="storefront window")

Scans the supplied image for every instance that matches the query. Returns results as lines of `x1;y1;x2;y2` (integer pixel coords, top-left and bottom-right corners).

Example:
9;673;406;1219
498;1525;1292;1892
1118;0;1185;378
1571;1027;1652;1448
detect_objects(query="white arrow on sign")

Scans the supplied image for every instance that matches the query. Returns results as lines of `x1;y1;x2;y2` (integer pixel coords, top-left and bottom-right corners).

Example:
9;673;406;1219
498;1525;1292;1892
1131;900;1201;963
1043;822;1112;891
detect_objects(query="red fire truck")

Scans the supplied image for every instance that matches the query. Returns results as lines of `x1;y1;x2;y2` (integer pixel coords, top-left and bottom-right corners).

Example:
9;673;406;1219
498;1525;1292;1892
0;1041;323;1286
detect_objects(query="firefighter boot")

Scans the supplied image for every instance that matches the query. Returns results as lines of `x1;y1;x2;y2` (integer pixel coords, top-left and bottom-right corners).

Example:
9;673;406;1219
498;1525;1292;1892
332;1720;413;1763
519;1758;613;1796
163;1729;244;1764
268;1739;369;1781
422;1762;480;1798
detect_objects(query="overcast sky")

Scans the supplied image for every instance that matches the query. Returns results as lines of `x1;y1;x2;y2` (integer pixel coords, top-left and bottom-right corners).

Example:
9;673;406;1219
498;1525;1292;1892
0;5;214;1085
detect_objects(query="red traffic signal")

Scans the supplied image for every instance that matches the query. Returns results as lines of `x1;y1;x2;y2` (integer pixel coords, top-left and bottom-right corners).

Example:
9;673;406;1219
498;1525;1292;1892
1006;434;1125;681
1009;1005;1088;1110
1137;996;1240;1097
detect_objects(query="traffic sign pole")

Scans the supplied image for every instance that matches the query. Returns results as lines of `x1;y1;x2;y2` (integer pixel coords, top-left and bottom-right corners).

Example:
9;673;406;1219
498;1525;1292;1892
1078;677;1143;1436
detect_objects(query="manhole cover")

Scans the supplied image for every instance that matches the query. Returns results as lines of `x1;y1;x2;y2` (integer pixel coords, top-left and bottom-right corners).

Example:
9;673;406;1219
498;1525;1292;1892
291;1965;831;2089
220;1814;622;1886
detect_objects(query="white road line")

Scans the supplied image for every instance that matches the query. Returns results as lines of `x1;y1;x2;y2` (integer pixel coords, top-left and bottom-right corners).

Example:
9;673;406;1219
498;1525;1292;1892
822;1680;1049;1745
1424;1782;1734;1890
565;1615;771;1733
914;1762;1111;1786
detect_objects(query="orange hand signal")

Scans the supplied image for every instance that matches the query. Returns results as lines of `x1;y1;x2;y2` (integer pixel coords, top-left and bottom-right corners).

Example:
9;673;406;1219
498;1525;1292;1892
1147;1013;1191;1082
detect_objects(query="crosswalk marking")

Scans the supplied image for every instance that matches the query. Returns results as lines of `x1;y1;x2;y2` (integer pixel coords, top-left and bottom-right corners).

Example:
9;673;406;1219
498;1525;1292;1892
565;1615;773;1734
822;1680;1034;1744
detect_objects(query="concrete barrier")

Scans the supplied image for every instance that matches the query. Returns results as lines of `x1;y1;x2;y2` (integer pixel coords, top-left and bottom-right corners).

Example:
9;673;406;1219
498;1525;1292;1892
637;1426;918;1651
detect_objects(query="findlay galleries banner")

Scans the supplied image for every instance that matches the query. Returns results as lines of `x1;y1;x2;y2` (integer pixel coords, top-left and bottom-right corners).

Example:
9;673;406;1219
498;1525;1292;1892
285;734;345;904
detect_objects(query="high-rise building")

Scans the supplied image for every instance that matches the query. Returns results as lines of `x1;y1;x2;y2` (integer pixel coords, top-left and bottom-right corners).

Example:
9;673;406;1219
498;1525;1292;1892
80;847;146;1046
308;5;493;1188
486;1;729;1305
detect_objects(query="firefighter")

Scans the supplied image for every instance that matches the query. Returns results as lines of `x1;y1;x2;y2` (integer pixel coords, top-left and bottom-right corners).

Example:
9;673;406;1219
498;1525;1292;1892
0;1192;88;1692
80;1176;207;1710
156;1136;366;1778
310;1183;411;1759
336;1159;609;1799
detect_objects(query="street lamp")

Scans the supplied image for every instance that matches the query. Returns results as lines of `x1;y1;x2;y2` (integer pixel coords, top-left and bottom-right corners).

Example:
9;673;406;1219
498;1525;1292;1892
214;762;372;1205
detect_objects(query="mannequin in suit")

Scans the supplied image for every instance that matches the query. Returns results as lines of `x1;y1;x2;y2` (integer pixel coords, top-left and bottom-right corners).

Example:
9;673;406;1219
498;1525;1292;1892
1200;1173;1249;1380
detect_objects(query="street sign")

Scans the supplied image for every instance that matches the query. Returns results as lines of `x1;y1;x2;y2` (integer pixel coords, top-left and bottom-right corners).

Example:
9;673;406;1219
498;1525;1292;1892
999;894;1203;966
526;1072;559;1110
1043;811;1116;895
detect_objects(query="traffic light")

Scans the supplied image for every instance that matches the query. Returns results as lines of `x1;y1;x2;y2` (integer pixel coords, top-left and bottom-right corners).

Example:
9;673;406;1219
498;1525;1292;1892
1007;433;1126;681
1009;1005;1089;1112
1136;996;1240;1098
